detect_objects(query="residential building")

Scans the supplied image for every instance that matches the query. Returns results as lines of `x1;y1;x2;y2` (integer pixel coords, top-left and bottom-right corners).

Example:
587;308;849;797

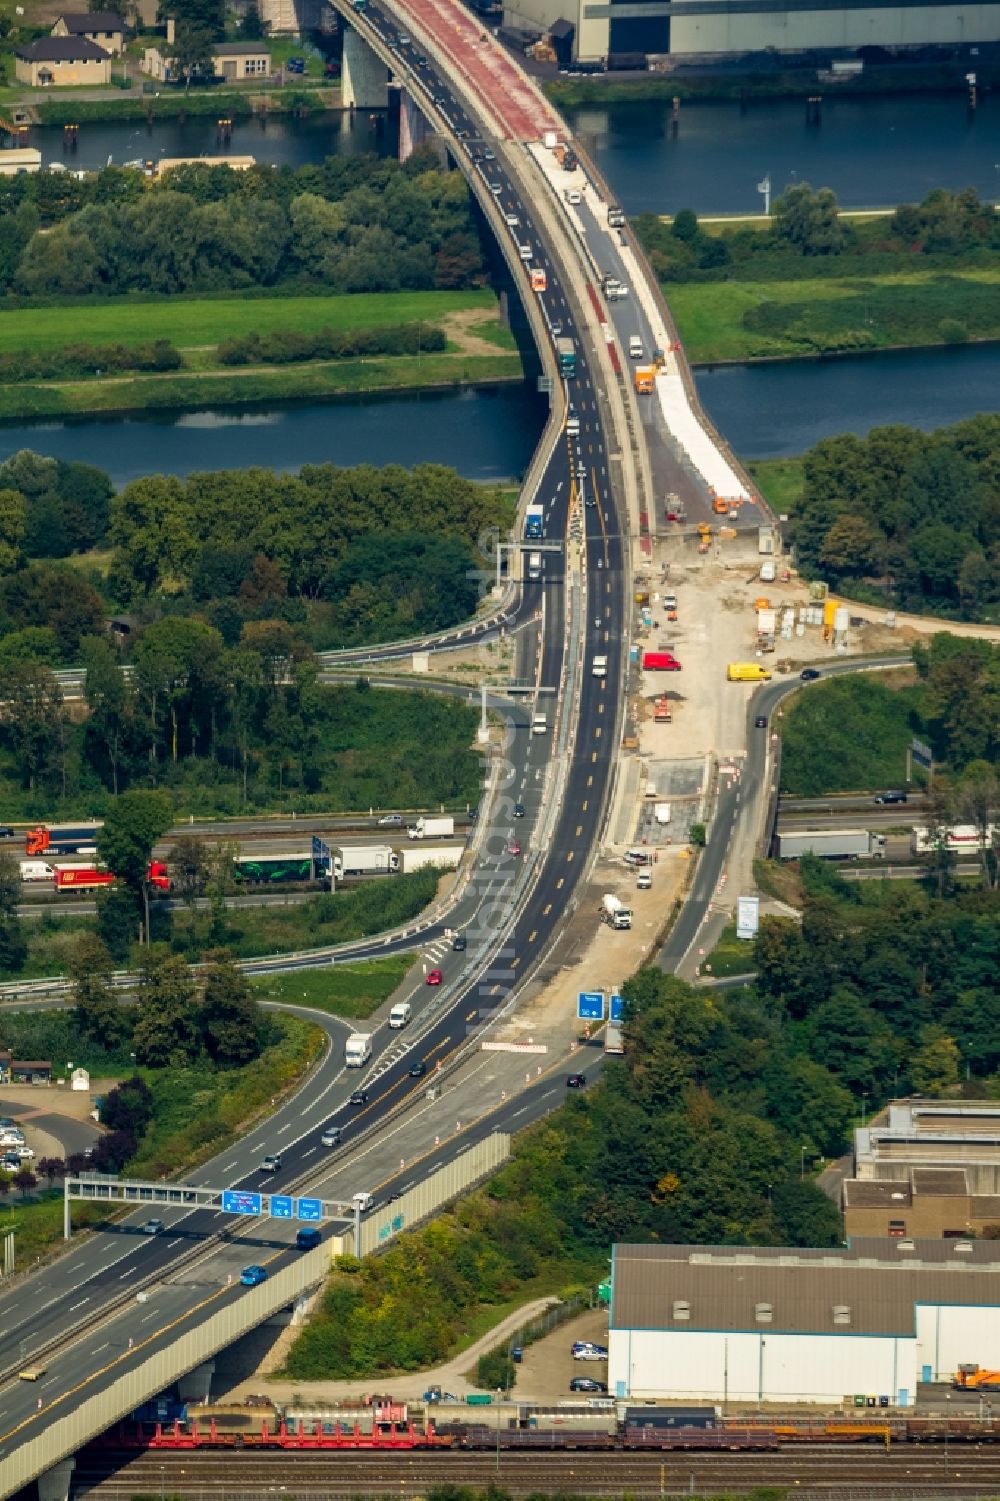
844;1170;1000;1242
609;1239;1000;1405
0;149;42;176
14;36;112;86
142;40;271;80
51;10;126;55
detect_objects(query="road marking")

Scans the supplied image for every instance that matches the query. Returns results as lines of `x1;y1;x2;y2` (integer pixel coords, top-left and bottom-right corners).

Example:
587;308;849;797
595;726;602;738
598;702;605;714
556;877;564;890
542;903;552;916
587;774;593;787
166;1238;182;1248
591;752;597;763
118;1267;137;1280
302;1147;317;1158
566;851;574;862
68;1299;89;1312
576;825;583;837
511;957;521;969
465;1009;477;1022
582;800;589;812
222;1161;237;1172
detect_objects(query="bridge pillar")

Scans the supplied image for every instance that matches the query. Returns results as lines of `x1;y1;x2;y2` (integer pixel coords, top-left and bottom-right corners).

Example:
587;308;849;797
398;89;429;161
38;1458;75;1501
178;1359;215;1403
341;29;389;111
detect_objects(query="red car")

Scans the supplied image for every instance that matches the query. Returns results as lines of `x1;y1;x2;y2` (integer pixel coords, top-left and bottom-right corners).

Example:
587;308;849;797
426;969;443;986
506;838;522;856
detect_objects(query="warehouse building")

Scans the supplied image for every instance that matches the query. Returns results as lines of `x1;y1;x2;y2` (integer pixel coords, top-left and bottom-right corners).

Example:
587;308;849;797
507;0;1000;66
856;1099;1000;1195
609;1240;1000;1406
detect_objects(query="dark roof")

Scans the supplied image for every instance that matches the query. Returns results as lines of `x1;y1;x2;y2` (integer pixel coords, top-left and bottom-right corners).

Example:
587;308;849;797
212;40;271;54
16;35;110;60
12;1060;52;1070
911;1166;969;1195
57;10;124;30
611;1241;1000;1339
843;1179;912;1209
549;18;574;38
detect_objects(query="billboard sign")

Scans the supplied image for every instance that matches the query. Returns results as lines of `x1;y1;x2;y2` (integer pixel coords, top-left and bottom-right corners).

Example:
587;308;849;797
736;895;760;941
910;737;933;770
221;1190;262;1217
577;991;605;1021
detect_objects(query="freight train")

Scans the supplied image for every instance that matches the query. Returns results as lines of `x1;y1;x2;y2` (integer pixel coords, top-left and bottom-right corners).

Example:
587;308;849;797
95;1398;1000;1453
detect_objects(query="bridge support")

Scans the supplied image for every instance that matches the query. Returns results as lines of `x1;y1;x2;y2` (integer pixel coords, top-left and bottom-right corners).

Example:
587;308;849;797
398;89;429;160
38;1458;75;1501
178;1359;215;1403
341;29;389;111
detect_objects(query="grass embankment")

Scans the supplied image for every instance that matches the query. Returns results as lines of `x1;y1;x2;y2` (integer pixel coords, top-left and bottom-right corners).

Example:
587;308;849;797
748;457;805;512
252;954;414;1020
0;874;440;982
701;922;756;979
778;671;922;797
0;291;522;420
666;269;1000;364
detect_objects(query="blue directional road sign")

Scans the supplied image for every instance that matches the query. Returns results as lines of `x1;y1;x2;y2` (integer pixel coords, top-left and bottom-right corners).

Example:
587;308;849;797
311;835;331;875
297;1197;322;1222
609;992;625;1022
270;1194;294;1219
577;991;605;1021
222;1190;262;1217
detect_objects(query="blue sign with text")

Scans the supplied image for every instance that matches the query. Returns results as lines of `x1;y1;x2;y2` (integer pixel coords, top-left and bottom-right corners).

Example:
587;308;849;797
577;991;605;1021
610;993;624;1022
222;1190;262;1217
297;1196;322;1222
270;1194;293;1219
311;835;330;874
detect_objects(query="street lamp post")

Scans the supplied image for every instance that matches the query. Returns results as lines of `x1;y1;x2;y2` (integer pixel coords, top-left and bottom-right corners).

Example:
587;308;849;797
495;1388;502;1472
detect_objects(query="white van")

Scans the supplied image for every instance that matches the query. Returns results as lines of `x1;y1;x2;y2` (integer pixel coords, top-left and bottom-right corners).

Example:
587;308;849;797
628;336;643;360
531;712;548;735
566;412;580;436
19;861;53;883
388;1002;411;1029
760;559;776;583
518;243;532;261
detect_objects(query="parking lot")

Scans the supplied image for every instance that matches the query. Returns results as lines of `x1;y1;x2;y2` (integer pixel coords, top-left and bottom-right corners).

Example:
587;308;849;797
508;1307;611;1403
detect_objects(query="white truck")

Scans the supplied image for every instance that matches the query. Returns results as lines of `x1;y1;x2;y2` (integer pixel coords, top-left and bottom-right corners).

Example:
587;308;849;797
333;844;399;878
601;893;632;930
592;655;608;678
528;551;543;581
396;844;462;875
407;816;455;842
654;803;671;826
345;1032;373;1068
531;711;548;735
776;829;887;860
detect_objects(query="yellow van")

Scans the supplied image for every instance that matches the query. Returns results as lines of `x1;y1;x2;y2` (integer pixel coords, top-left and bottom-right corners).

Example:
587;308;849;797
19;1366;47;1381
727;662;772;682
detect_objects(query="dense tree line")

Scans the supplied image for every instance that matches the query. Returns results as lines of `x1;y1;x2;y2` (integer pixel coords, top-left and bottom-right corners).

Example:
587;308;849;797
0;152;486;299
0;340;181;383
636;185;1000;283
217;321;447;366
790;415;1000;619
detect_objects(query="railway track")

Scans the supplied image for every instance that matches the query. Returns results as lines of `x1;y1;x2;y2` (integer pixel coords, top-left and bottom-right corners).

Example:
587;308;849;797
72;1445;1000;1498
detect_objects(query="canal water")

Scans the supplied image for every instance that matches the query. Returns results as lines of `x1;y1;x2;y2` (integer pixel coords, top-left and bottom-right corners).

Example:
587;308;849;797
693;343;1000;459
25;108;396;172
563;92;998;215
0;385;546;487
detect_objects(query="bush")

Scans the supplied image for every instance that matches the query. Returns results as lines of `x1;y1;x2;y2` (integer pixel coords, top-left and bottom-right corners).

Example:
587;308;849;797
938;318;969;343
475;1350;516;1392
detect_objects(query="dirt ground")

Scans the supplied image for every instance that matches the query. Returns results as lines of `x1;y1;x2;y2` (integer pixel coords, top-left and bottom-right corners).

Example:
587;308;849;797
510;1307;611;1404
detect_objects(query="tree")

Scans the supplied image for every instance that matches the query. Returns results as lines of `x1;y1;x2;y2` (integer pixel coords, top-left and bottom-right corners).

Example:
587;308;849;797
0;661;65;793
97;790;172;947
241;1;265;36
955;760;999;888
82;634;133;795
909;1028;960;1096
13;1167;37;1198
169;834;208;906
773;182;847;256
0;849;26;973
96;881;141;965
171;20;217;82
0;486;26;574
101;1075;153;1136
199;958;262;1065
68;933;128;1049
133;952;199;1067
817;513;884;578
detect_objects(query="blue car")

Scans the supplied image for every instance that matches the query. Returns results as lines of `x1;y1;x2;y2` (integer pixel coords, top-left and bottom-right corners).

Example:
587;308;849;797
240;1264;268;1287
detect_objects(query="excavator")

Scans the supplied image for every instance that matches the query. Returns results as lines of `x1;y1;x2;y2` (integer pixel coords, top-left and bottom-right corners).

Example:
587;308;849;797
954;1365;1000;1391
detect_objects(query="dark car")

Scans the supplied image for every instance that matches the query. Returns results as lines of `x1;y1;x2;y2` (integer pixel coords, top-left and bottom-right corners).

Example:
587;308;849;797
754;715;768;729
295;1227;322;1251
569;1377;607;1393
513;802;525;818
566;1073;586;1089
409;1060;427;1078
349;1089;369;1107
874;790;908;805
452;933;467;951
0;826;13;839
800;667;821;682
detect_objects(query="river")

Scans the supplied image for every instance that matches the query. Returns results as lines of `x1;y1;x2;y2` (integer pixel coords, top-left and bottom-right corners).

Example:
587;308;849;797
0;386;546;487
563;91;998;215
694;343;1000;459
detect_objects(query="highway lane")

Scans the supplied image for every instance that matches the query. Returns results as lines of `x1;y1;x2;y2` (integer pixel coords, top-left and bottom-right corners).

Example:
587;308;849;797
0;81;631;1483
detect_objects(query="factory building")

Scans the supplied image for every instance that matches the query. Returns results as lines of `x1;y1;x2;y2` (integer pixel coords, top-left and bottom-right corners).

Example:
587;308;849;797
855;1099;1000;1195
609;1240;1000;1406
507;0;1000;66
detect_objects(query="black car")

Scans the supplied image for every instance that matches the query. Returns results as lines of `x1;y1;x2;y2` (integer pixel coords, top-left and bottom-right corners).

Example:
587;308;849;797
566;1073;586;1089
754;715;768;728
800;667;821;682
0;826;13;839
513;802;525;818
409;1061;427;1078
452;933;467;951
349;1089;369;1107
874;790;908;805
569;1377;607;1393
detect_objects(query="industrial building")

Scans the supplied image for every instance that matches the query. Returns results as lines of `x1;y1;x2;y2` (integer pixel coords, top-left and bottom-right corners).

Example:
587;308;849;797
856;1099;1000;1195
506;0;1000;67
845;1170;1000;1242
609;1240;1000;1406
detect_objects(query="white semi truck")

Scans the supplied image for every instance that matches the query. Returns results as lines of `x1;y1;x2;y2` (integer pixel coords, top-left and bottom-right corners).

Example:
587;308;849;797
776;829;887;860
407;817;455;842
332;845;399;879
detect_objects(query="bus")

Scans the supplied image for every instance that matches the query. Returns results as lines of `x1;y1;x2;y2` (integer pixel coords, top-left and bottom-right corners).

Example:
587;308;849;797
555;336;576;378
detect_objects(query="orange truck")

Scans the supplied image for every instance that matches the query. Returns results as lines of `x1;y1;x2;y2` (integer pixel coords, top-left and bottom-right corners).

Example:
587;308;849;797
53;861;170;894
954;1366;1000;1390
653;696;672;722
634;366;655;395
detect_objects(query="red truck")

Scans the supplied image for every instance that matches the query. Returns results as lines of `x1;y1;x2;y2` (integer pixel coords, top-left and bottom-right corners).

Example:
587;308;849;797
643;651;682;671
53;861;170;893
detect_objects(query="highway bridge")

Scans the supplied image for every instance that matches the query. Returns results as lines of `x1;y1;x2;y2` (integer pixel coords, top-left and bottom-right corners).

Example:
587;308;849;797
0;6;789;1497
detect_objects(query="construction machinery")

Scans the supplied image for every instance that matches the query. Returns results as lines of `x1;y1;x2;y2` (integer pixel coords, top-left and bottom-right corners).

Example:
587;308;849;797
955;1366;1000;1391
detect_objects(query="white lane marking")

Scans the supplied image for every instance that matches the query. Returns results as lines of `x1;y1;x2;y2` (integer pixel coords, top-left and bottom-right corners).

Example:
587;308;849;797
119;1266;137;1280
69;1298;89;1312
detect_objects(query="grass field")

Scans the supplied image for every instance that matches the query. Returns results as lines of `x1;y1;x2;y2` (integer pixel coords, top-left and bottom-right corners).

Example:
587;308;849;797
0;290;499;357
701;922;757;979
666;269;1000;363
748;457;805;513
252;955;414;1020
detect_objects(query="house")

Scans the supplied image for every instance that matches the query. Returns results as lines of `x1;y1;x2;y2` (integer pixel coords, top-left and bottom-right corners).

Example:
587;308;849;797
142;40;271;81
14;36;112;87
0;1053;52;1084
0;149;42;177
51;10;126;55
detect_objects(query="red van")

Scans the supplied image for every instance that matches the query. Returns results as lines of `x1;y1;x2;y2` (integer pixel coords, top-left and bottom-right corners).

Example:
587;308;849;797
642;651;681;671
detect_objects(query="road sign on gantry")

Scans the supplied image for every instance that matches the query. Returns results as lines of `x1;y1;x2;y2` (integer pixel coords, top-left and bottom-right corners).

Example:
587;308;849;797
609;992;624;1022
297;1197;322;1222
270;1195;294;1219
222;1190;262;1216
578;991;605;1021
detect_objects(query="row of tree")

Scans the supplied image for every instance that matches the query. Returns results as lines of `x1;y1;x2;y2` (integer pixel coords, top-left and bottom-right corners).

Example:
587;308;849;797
791;415;1000;618
1;152;486;298
636;185;1000;282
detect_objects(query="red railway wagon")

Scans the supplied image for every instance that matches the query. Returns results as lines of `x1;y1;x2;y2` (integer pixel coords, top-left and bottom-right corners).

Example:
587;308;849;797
145;1419;450;1450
